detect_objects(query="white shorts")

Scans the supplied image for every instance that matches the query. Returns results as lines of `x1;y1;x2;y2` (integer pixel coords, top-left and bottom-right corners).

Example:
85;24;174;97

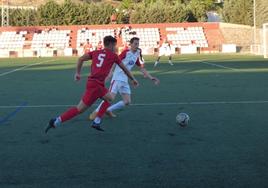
109;80;131;95
159;47;171;56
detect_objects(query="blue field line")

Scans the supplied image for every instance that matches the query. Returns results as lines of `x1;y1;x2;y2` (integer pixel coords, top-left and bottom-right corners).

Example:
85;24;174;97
0;102;28;125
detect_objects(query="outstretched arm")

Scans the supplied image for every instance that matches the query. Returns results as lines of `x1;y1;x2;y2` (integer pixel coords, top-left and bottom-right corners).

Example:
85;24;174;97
136;49;159;85
139;67;160;85
75;53;92;81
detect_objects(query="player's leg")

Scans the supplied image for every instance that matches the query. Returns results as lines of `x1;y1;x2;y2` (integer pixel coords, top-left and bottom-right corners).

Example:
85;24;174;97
91;81;132;130
164;48;173;66
168;55;173;65
154;56;161;67
91;92;115;131
46;81;99;133
88;100;104;120
107;93;131;112
89;80;118;120
89;92;117;120
106;93;131;112
155;47;164;67
106;81;131;113
45;100;89;133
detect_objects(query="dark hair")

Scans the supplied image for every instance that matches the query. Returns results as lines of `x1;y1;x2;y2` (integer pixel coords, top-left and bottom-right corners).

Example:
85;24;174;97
103;35;117;47
86;39;89;42
130;37;139;44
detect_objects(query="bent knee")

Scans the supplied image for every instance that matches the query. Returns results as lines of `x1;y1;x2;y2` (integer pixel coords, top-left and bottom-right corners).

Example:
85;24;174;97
77;107;86;113
103;93;115;103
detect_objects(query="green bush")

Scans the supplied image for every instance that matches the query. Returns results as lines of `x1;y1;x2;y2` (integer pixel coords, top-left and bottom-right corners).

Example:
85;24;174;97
221;0;253;26
130;1;188;23
1;0;233;26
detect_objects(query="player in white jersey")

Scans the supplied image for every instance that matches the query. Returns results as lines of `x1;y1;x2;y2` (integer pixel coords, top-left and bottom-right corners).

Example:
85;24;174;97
154;39;173;67
89;37;159;120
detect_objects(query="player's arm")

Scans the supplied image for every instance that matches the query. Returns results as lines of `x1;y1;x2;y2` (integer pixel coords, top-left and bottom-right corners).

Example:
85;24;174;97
139;67;160;85
75;53;92;81
105;64;115;83
118;63;139;87
138;48;145;68
137;50;159;85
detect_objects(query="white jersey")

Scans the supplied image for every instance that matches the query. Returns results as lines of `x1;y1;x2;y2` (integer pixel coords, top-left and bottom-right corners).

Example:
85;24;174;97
112;49;142;83
162;42;171;49
159;42;172;56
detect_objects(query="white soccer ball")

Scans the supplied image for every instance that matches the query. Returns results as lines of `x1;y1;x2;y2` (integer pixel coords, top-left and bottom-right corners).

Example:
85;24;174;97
176;113;190;127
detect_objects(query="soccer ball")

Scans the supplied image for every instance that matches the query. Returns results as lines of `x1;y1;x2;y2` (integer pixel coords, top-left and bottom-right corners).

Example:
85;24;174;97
176;113;190;127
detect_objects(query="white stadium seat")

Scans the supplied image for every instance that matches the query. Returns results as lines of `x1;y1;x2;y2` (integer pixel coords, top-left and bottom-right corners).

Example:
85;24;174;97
166;27;208;48
77;28;115;48
31;29;71;50
0;31;26;50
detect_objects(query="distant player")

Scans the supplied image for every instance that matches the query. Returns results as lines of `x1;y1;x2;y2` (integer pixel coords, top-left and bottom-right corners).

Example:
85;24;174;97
89;37;159;120
83;39;93;54
96;41;103;50
45;36;139;132
123;41;129;51
154;39;173;67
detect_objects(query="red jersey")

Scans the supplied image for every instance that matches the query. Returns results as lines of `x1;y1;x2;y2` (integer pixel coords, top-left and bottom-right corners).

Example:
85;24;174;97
88;48;121;84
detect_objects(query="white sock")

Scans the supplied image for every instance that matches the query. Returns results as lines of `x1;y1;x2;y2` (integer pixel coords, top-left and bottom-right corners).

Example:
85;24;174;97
107;101;125;112
154;61;159;66
169;60;173;65
93;117;101;124
95;101;104;112
54;117;62;127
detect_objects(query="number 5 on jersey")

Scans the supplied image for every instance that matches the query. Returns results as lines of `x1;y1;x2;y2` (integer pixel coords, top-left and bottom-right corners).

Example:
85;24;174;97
97;54;106;67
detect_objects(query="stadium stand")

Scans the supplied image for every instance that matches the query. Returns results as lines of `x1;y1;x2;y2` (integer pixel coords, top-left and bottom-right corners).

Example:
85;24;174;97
120;27;160;48
31;29;71;50
76;28;115;53
166;27;208;48
76;28;115;47
0;31;26;50
0;23;225;57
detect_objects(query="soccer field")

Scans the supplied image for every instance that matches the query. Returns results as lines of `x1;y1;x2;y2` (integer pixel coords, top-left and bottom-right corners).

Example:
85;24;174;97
1;54;268;188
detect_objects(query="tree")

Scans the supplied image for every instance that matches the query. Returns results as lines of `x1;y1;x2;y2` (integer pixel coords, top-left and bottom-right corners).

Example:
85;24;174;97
130;0;188;23
186;0;214;22
37;0;62;25
85;3;115;24
114;0;134;24
222;0;253;26
9;9;38;26
59;0;80;25
256;0;268;27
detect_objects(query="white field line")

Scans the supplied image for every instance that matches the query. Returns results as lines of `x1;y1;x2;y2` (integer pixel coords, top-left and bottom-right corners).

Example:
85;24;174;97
157;59;238;71
0;59;55;77
1;100;268;109
200;61;238;71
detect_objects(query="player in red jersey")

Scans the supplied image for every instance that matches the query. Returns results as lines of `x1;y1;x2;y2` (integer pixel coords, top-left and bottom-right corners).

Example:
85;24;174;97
88;37;159;120
83;39;93;54
45;36;138;132
96;41;103;50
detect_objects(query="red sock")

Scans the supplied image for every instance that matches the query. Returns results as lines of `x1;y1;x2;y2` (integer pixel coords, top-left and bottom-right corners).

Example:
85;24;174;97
97;101;111;118
60;107;80;123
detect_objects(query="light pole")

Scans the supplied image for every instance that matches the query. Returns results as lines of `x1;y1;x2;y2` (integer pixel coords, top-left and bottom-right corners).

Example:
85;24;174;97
1;0;9;27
